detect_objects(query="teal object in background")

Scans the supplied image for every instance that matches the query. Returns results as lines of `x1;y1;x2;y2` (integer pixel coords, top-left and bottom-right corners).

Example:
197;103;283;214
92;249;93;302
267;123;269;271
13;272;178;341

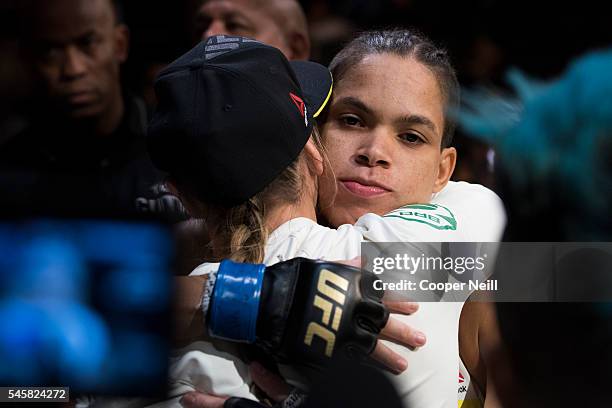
457;48;612;239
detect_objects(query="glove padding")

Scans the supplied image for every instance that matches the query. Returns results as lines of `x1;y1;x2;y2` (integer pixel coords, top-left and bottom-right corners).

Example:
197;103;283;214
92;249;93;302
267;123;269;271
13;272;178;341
255;258;388;367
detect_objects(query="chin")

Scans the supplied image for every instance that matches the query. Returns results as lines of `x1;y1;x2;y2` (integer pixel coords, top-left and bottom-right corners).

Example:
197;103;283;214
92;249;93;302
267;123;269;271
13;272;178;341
66;104;104;119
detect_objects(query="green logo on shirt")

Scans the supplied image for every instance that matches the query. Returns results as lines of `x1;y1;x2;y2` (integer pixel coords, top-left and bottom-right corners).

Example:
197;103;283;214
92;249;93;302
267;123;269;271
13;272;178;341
383;204;457;230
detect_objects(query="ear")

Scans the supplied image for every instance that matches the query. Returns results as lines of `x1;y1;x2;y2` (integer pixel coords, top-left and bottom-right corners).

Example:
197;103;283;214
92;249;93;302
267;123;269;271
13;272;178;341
114;24;130;63
303;137;324;177
433;147;457;193
287;31;310;61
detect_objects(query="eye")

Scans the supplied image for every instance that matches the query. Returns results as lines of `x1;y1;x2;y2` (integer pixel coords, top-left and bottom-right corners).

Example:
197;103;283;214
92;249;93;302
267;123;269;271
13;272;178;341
40;46;63;62
399;132;425;144
77;34;99;54
226;20;249;33
339;114;364;128
81;35;94;47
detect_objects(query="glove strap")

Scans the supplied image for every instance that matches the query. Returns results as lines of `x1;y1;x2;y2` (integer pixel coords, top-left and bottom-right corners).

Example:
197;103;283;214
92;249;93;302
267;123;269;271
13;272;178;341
208;259;266;343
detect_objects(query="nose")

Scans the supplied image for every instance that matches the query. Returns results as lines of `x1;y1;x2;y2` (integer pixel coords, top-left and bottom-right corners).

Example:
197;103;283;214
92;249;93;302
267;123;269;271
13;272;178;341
353;129;392;168
62;46;87;80
203;20;227;40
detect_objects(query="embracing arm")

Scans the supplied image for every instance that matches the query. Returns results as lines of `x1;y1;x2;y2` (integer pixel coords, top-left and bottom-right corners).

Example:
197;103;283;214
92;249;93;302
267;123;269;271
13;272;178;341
172;259;424;373
173;275;208;347
459;297;503;407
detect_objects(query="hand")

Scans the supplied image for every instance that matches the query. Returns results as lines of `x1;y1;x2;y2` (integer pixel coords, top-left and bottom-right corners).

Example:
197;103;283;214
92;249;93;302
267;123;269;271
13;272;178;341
373;301;425;374
209;258;390;368
179;362;297;408
208;257;425;374
179;392;226;408
337;258;425;374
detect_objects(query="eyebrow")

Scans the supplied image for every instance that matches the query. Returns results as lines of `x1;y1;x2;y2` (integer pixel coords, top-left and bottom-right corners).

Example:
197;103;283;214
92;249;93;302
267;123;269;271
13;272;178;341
223;10;248;20
334;96;374;116
198;7;248;21
396;115;438;134
335;96;438;134
77;30;97;39
36;29;97;48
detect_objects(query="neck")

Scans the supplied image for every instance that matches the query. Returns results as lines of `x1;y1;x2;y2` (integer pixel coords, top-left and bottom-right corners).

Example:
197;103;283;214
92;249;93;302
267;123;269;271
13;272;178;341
264;197;317;233
208;172;319;260
266;171;319;232
51;87;125;139
95;88;124;137
207;193;317;260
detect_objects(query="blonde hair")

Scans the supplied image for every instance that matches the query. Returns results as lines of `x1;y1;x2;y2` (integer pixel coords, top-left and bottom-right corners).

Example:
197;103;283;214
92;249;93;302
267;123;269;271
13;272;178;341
179;126;326;264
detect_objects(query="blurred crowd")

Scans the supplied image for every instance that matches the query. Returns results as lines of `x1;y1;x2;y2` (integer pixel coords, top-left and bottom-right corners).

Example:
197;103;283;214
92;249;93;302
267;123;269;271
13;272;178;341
1;0;610;196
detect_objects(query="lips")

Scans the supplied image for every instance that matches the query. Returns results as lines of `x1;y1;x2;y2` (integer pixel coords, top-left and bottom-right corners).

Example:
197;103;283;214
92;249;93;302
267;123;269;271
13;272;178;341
65;91;97;105
340;179;392;198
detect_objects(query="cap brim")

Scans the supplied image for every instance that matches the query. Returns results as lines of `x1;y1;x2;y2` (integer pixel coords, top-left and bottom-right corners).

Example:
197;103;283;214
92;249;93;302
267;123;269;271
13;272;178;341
290;61;333;118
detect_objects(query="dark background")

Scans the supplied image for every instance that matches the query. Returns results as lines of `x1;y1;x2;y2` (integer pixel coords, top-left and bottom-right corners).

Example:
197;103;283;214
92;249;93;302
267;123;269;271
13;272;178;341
2;0;611;186
118;0;612;85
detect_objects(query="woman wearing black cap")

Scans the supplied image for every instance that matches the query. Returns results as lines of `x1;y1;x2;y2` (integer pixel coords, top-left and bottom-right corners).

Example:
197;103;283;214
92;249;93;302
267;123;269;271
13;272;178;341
149;32;504;408
143;35;422;407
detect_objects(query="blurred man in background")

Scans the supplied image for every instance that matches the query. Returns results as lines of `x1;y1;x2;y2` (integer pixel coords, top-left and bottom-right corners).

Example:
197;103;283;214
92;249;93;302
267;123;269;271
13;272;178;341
0;0;182;218
195;0;310;60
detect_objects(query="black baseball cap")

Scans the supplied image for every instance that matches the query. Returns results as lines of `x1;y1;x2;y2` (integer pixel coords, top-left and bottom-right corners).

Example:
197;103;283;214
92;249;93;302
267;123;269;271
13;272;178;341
147;35;332;207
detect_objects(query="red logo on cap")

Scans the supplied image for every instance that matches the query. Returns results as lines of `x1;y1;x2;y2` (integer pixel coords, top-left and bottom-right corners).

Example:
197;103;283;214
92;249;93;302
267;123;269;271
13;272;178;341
289;92;305;118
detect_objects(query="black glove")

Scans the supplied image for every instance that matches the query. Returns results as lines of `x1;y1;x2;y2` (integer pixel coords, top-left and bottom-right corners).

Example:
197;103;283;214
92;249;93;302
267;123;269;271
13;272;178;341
208;258;388;368
135;182;190;221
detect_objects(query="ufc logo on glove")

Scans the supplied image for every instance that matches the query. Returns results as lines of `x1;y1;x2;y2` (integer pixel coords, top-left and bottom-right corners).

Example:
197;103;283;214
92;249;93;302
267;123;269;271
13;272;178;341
304;269;349;357
208;258;388;367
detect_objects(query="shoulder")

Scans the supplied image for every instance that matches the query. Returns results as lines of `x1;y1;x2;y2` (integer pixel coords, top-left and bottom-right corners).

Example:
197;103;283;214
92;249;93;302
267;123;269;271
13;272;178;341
382;203;458;232
265;218;362;263
354;208;458;242
354;181;506;242
432;181;506;241
433;181;503;209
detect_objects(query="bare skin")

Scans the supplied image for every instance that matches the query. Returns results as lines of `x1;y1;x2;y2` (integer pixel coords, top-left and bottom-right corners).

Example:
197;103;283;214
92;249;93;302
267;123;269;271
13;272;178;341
180;362;288;408
459;297;503;407
318;54;456;226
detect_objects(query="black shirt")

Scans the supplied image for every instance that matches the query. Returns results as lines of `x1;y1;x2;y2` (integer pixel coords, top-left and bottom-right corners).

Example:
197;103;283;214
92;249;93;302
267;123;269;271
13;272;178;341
0;96;185;219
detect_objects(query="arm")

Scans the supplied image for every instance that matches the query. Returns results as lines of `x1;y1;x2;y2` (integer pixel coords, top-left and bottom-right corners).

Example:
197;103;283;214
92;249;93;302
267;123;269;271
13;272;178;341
173;275;208;348
174;218;212;276
459;296;503;407
173;259;424;373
